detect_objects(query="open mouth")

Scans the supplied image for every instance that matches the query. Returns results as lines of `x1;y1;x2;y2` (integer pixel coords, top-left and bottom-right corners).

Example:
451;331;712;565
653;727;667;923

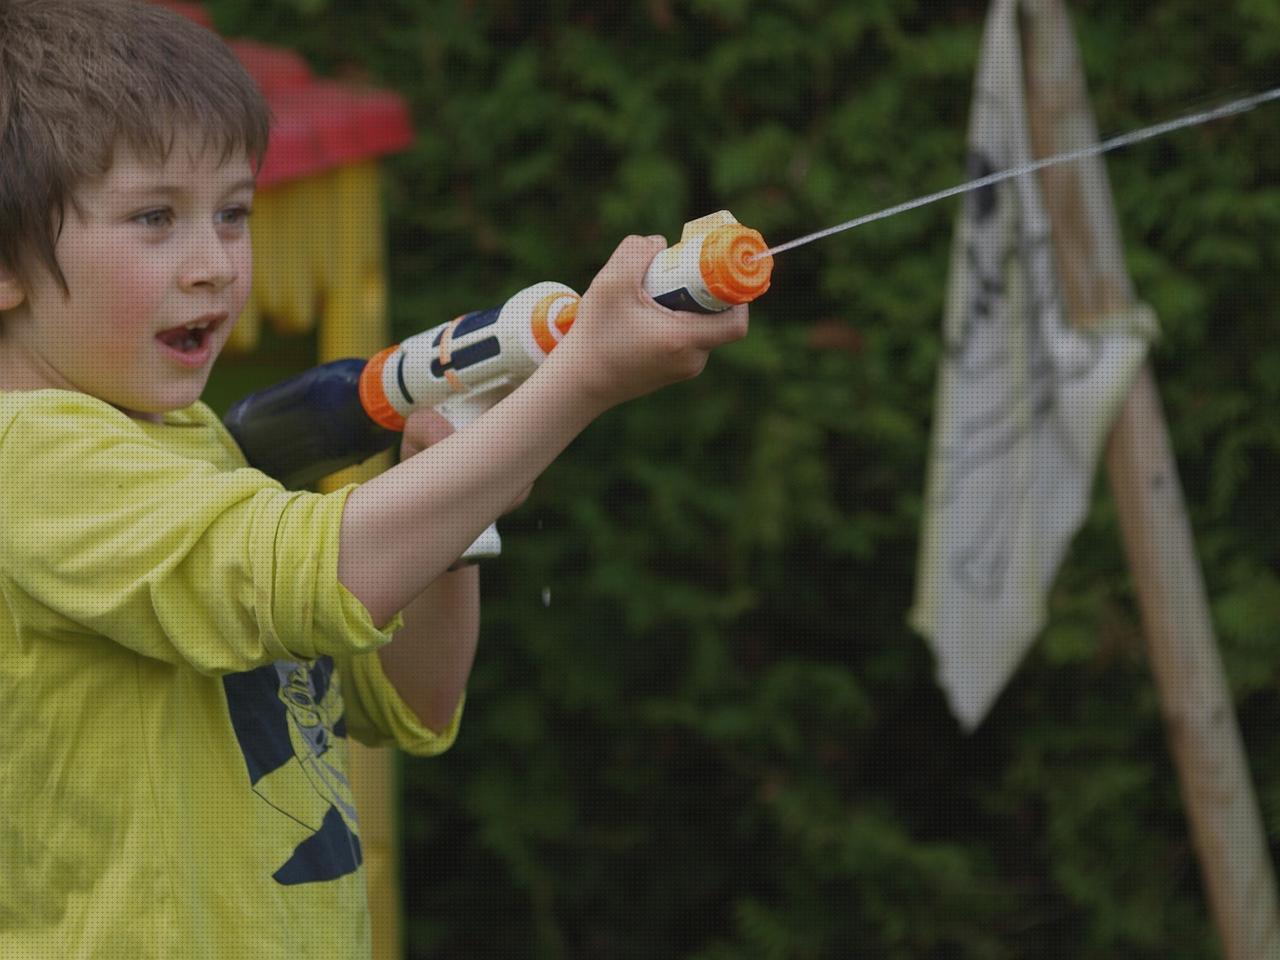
156;315;224;354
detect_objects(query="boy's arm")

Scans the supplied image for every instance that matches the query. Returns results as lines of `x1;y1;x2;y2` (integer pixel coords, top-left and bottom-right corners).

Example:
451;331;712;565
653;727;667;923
338;235;748;627
372;408;522;733
338;359;591;627
377;565;478;734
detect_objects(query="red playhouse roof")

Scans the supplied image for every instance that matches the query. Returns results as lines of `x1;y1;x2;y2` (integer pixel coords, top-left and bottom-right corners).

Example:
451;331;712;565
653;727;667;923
154;2;415;189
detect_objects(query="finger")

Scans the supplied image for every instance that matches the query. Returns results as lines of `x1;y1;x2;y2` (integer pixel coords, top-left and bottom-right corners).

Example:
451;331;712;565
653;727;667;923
403;408;455;447
683;303;750;351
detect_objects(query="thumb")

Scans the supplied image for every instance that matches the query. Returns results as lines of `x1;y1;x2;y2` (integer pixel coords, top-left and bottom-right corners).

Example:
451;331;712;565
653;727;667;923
601;234;667;286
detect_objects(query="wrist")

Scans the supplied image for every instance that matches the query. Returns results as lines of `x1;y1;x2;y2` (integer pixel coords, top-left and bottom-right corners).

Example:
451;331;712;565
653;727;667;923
535;342;617;422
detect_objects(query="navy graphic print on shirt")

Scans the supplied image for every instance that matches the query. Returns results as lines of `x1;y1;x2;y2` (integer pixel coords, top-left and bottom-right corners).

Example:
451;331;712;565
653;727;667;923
223;656;362;884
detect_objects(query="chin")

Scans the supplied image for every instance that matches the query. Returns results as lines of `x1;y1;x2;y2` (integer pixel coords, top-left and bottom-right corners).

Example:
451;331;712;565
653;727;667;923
120;382;211;419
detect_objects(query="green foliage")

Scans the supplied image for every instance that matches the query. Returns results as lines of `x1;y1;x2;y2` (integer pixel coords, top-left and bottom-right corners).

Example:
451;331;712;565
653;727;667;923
205;0;1280;956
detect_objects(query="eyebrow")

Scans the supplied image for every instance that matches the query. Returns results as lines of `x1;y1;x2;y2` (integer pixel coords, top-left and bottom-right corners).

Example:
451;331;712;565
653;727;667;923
120;178;257;199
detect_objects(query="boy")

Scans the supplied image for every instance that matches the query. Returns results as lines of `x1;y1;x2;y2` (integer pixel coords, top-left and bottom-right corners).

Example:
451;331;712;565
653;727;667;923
0;2;747;958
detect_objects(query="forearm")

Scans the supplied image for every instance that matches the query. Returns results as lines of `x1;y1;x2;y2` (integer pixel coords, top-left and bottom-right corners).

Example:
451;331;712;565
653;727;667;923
339;234;746;628
377;564;479;733
338;356;599;626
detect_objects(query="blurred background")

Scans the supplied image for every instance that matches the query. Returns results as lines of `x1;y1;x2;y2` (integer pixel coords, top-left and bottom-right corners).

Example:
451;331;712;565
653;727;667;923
199;1;1280;956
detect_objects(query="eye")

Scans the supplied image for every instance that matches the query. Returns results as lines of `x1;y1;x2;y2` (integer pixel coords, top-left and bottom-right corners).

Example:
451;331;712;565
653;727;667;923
133;208;173;228
218;205;253;227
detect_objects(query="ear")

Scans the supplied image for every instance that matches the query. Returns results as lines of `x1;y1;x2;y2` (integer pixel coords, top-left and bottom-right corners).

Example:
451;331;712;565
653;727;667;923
0;264;25;311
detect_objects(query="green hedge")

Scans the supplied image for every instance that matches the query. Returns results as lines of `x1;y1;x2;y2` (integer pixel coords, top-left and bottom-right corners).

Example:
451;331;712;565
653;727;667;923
206;1;1280;956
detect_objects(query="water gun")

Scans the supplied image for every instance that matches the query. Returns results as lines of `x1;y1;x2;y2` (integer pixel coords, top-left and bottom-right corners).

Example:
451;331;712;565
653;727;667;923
223;211;773;560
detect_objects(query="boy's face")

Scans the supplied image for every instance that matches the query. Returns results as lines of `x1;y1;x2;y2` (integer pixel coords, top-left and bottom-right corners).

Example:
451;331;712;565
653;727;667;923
0;130;254;419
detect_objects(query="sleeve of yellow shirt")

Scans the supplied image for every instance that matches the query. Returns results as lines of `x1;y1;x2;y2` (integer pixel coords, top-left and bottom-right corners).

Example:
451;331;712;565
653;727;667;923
337;650;464;756
0;391;400;674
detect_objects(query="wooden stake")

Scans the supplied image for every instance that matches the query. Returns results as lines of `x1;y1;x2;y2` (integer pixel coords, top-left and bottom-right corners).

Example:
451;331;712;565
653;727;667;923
1020;1;1280;954
1106;365;1280;958
317;160;403;960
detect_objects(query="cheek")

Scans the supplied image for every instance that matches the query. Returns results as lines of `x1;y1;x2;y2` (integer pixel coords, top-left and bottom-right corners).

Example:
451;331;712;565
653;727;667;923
73;243;172;328
232;243;253;306
119;256;173;311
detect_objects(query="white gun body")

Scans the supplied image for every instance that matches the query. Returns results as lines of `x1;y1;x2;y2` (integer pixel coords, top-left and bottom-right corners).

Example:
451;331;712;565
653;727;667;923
369;282;580;560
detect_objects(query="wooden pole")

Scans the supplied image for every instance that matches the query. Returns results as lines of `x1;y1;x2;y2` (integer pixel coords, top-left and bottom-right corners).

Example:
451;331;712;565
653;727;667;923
1020;1;1280;955
317;161;402;960
1106;366;1280;958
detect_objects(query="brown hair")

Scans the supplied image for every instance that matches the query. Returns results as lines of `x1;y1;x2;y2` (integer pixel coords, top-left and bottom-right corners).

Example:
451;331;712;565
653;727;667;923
0;0;271;294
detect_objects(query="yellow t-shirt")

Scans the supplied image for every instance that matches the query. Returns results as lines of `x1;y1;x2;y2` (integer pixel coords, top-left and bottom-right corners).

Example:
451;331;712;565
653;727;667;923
0;390;460;959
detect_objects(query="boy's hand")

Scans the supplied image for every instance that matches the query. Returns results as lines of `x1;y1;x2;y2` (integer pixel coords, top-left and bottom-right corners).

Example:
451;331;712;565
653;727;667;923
550;235;749;414
398;408;453;461
400;409;532;515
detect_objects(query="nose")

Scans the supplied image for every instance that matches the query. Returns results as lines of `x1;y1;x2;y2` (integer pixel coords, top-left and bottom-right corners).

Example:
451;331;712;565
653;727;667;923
179;222;241;293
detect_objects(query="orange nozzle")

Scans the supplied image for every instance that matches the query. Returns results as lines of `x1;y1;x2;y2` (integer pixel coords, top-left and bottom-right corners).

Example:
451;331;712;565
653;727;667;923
699;223;773;305
359;345;407;431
